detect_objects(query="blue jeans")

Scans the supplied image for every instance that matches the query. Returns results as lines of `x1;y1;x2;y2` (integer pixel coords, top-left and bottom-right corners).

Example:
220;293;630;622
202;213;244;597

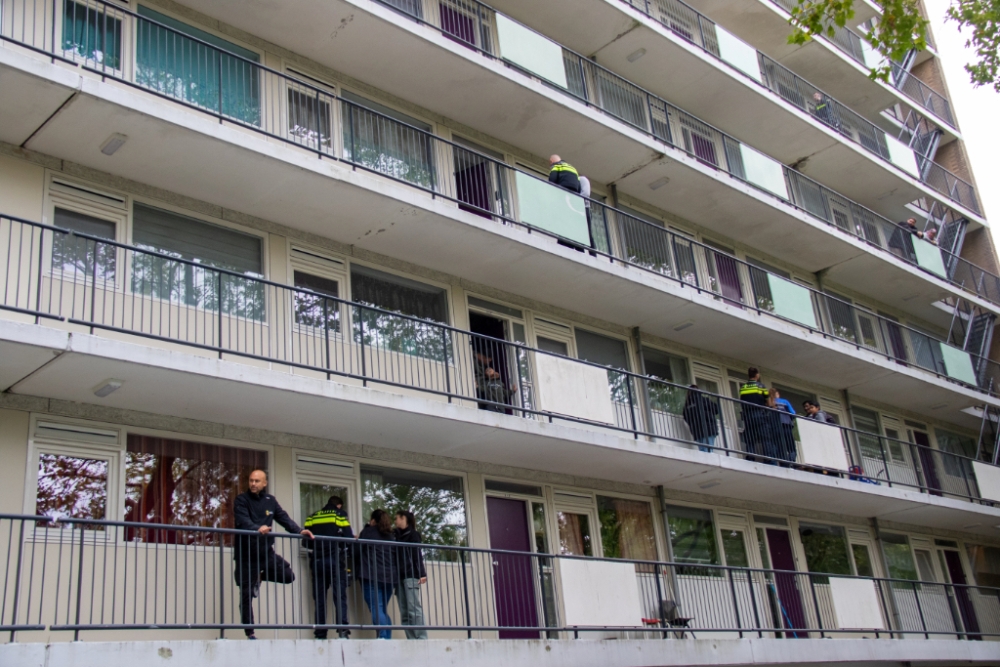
696;435;716;453
361;580;394;639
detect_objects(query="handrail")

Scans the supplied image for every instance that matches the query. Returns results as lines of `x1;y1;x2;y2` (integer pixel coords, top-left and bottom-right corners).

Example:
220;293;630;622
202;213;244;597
2;0;995;303
0;514;996;639
618;0;978;213
1;214;997;504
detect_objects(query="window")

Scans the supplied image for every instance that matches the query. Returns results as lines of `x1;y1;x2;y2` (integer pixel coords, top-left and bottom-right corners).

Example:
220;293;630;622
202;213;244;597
350;265;449;360
663;504;719;573
616;206;676;276
575;329;629;369
594;70;647;129
124;435;267;544
824;291;857;343
557;512;593;556
62;0;122;68
597;496;657;561
135;6;261;125
643;347;690;416
340;92;435;189
361;465;466;548
536;336;569;356
934;428;977;479
798;523;852;578
287;83;333;152
881;533;918;581
131;204;264;319
967;544;1000;589
35;452;109;528
293;270;340;332
52;208;117;281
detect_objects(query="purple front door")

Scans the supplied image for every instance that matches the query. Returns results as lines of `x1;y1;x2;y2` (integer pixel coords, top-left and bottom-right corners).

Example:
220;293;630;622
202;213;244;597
766;529;807;637
487;496;539;639
439;3;477;47
912;431;943;496
713;254;744;306
943;550;981;639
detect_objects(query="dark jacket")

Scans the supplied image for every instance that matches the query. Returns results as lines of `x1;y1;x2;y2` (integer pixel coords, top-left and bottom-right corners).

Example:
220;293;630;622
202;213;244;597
303;503;354;559
548;161;581;193
682;390;720;440
355;525;397;584
233;490;301;560
808;410;837;424
394;527;427;581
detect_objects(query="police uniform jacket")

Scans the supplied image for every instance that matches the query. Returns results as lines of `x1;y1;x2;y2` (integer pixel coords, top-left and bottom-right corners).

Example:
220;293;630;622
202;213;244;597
304;503;354;559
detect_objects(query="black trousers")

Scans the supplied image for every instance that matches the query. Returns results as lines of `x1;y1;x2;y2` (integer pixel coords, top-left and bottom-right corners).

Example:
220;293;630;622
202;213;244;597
311;552;349;638
235;550;295;635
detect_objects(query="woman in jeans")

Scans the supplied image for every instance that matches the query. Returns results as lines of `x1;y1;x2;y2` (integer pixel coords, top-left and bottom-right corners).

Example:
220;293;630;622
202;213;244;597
355;509;397;639
394;510;428;639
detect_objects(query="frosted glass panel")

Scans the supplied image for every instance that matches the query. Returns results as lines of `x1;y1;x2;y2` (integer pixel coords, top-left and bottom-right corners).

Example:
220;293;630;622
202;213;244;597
972;462;1000;503
885;135;919;178
560;559;643;628
767;275;817;328
740;144;789;199
798;418;850;471
716;26;763;82
912;239;947;278
534;353;616;424
940;344;978;385
514;172;590;245
495;14;568;89
829;578;886;630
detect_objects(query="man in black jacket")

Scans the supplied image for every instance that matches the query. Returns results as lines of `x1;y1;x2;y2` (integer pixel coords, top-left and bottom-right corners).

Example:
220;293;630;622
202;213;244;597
304;496;354;639
548;154;581;193
233;469;313;639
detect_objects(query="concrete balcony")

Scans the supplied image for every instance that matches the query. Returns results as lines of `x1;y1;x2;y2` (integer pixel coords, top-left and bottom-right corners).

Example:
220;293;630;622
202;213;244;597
481;0;979;218
1;43;999;419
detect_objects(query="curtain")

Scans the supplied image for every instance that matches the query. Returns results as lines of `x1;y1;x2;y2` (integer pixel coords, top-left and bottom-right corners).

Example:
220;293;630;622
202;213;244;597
597;497;657;561
124;435;267;544
557;512;592;556
135;6;260;125
62;0;122;68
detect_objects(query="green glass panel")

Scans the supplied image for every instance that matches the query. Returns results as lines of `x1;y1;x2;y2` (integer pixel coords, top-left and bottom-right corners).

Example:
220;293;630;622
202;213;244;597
767;274;818;329
912;239;947;277
136;6;260;125
940;344;978;386
514;172;589;245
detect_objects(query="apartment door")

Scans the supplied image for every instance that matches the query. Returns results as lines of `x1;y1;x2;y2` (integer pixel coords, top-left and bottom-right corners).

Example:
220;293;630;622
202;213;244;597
909;427;942;496
763;528;807;637
486;496;540;639
879;312;909;364
469;309;528;414
937;545;981;639
453;138;507;219
693;370;734;451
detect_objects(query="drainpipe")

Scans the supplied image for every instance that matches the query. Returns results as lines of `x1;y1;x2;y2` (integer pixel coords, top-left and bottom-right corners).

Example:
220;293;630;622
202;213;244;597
633;327;654;439
871;518;904;638
657;485;684;615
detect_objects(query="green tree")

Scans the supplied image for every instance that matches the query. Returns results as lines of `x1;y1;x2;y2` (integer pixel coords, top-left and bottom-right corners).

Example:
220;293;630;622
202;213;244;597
787;0;1000;91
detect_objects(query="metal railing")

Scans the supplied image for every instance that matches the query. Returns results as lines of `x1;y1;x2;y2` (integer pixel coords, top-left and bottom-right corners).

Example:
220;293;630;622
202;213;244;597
1;214;998;502
619;0;978;213
1;515;997;640
769;0;957;129
0;0;994;302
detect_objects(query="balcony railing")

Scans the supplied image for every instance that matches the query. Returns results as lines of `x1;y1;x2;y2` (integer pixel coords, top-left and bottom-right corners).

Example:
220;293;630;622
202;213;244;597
0;0;994;302
1;515;997;640
618;0;977;213
1;214;998;504
768;0;957;129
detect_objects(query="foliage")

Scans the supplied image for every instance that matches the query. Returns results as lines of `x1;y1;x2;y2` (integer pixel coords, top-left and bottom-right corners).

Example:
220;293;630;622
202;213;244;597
35;453;108;527
947;0;1000;91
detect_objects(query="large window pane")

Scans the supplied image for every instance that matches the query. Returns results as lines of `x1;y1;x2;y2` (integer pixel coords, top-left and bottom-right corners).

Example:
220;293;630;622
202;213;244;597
131;204;264;319
341;92;436;189
664;504;718;574
136;6;260;125
62;0;122;68
351;265;449;360
287;86;333;152
557;512;593;556
643;347;690;417
124;435;267;544
361;465;466;548
52;208;117;281
35;452;108;529
293;271;340;332
798;523;852;580
597;496;657;561
882;533;919;581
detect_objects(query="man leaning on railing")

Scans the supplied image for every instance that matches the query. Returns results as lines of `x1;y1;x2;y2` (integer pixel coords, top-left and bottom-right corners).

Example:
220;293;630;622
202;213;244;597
233;469;314;640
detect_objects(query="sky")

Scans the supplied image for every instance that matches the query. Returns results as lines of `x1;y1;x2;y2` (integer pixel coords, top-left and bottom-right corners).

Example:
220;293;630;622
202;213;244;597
922;0;1000;227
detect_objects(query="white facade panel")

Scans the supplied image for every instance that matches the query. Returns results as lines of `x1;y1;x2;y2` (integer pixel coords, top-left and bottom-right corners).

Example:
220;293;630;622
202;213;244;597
739;143;789;200
798;418;850;471
829;577;886;630
559;559;643;628
534;353;616;424
715;26;763;83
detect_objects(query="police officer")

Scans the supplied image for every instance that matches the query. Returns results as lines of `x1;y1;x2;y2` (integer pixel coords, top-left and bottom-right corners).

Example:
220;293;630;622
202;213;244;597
739;367;770;462
548;154;581;193
233;469;313;639
304;495;354;639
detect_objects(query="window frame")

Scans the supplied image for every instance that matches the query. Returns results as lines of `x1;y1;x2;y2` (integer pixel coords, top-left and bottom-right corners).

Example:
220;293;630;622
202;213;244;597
288;245;348;338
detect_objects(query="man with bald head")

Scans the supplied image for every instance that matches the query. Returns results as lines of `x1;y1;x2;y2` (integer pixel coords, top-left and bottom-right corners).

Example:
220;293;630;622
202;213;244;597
233;468;314;639
548;154;581;193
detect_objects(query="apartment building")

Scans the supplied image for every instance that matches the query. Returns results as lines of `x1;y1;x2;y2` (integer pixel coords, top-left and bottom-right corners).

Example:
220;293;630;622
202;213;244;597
1;0;1000;664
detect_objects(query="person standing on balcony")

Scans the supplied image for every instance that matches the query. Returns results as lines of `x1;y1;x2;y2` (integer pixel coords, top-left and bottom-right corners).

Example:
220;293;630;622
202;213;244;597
811;92;836;129
304;495;354;640
770;389;797;465
233;469;314;640
889;218;924;259
394;510;428;640
548;155;581;193
682;385;721;453
356;509;397;639
802;400;836;424
739;368;770;462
